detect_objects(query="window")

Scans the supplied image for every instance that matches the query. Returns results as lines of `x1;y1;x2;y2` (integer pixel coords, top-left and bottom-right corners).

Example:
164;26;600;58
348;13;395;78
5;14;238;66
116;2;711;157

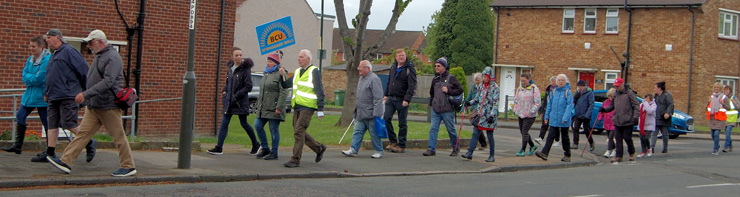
376;53;383;60
584;9;597;33
562;9;575;33
605;72;618;89
342;53;346;61
605;9;619;33
719;11;739;39
717;77;737;96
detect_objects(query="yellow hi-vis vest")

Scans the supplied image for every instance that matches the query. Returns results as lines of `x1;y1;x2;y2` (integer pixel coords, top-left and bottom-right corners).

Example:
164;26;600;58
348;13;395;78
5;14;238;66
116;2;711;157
292;66;318;109
726;96;738;123
707;95;728;121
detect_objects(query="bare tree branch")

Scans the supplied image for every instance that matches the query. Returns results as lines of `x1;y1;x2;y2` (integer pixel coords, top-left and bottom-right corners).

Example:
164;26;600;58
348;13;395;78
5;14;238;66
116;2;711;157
363;0;411;60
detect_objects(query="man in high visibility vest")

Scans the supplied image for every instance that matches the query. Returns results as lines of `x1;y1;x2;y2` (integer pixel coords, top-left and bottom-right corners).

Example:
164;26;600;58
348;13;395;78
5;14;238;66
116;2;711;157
284;49;327;168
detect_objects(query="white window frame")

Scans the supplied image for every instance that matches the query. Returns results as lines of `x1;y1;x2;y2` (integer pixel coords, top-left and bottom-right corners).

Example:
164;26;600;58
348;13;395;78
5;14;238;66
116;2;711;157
562;9;575;33
376;53;383;60
63;36;126;54
717;76;738;96
605;9;619;34
604;72;619;90
584;8;597;34
342;53;346;61
719;10;739;39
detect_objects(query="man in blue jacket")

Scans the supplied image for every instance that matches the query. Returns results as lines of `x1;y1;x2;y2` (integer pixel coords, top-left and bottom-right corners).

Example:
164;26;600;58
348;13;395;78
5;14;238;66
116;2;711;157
572;80;595;151
40;29;97;163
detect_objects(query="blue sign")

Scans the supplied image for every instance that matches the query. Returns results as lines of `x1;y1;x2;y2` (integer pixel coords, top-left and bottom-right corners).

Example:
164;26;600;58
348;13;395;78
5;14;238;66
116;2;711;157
255;16;296;55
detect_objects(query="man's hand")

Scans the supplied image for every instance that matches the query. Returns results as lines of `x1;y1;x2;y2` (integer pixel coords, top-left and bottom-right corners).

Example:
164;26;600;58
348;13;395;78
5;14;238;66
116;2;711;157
383;96;387;103
442;86;448;93
75;93;85;104
317;111;324;121
402;101;409;107
222;91;226;95
275;109;281;115
278;67;286;76
664;113;670;119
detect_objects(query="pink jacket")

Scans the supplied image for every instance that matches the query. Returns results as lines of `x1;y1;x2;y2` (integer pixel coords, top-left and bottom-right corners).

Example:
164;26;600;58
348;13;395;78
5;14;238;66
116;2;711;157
513;84;541;118
598;99;615;131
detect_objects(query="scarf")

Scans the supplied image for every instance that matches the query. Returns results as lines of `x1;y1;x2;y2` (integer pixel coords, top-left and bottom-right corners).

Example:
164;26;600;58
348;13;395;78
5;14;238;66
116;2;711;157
265;64;280;73
483;74;492;88
710;92;723;114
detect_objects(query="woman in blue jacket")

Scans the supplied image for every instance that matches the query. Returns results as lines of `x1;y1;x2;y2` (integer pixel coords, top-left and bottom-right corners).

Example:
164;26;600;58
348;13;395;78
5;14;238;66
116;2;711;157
535;74;574;162
3;37;50;154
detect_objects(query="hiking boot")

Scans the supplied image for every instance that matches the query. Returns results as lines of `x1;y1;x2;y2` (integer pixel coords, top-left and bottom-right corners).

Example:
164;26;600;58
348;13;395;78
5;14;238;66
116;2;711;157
264;153;278;160
315;144;327;163
528;145;538;156
561;156;571;162
449;149;459;156
516;150;526;157
256;148;271;159
31;152;49;162
535;151;548;161
86;139;97;163
385;142;397;150
461;151;473;160
390;146;405;153
111;168;137;177
283;161;300;168
423;150;436;156
207;146;223;155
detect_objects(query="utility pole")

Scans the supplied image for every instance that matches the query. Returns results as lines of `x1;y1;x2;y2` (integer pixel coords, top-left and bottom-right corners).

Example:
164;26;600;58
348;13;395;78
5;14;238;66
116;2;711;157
178;0;197;169
319;0;325;70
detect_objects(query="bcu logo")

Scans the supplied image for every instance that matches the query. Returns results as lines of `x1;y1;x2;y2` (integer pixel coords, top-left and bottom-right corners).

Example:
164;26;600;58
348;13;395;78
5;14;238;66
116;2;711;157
255;16;296;55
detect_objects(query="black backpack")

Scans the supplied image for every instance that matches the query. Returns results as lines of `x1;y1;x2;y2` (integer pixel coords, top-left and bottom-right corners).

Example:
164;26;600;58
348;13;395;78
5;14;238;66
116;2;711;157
445;75;463;112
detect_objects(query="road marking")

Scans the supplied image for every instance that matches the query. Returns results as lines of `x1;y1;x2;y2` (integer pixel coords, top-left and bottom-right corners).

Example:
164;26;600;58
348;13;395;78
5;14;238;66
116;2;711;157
573;195;603;197
686;183;740;188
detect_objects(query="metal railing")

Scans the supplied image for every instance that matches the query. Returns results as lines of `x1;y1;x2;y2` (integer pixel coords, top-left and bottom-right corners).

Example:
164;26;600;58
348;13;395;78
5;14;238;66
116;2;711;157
125;97;182;142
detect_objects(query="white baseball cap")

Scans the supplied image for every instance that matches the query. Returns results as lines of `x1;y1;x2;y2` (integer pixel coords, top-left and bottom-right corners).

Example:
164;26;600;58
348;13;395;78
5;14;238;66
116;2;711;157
82;29;107;42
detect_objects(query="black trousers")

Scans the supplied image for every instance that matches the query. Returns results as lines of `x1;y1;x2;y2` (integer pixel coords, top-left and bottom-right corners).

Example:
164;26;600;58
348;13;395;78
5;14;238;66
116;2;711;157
518;117;536;151
615;125;636;158
384;97;408;148
541;126;571;157
572;118;594;145
539;116;560;141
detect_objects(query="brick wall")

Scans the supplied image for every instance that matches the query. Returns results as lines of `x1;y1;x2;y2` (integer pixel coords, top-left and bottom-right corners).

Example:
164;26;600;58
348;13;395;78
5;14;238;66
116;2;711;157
496;1;740;125
0;0;237;137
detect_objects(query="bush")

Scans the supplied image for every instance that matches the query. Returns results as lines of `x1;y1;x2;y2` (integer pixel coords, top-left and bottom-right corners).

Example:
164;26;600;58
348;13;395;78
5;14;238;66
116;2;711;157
0;130;10;140
420;64;435;75
448;67;467;96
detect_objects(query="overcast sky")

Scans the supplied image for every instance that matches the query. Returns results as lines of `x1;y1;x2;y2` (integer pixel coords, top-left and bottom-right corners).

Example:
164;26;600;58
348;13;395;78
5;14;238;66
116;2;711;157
305;0;444;31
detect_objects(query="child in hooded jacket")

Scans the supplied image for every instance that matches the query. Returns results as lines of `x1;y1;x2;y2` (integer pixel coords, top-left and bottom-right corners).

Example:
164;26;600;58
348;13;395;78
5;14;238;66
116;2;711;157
638;94;657;158
599;88;617;158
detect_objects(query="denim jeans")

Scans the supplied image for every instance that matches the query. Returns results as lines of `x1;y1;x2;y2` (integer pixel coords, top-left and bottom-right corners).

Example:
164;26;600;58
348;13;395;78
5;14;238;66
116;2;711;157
725;125;734;149
217;114;257;148
711;129;721;152
350;118;383;153
428;110;458;151
17;106;48;127
254;117;280;154
467;126;495;156
384;97;409;147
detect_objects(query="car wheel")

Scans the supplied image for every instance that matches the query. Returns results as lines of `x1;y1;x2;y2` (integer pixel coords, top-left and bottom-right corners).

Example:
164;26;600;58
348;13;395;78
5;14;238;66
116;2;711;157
668;134;679;139
249;99;258;114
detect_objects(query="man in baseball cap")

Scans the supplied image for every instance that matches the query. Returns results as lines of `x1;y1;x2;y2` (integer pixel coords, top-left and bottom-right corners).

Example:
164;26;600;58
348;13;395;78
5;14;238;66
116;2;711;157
82;29;106;42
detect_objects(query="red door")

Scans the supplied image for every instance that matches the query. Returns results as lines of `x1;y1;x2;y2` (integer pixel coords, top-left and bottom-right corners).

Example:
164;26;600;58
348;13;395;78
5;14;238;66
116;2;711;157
579;72;595;89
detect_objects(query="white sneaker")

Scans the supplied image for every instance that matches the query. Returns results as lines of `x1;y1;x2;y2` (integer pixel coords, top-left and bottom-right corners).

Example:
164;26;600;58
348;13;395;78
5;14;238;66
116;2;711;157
610;151;616;157
371;152;383;159
341;149;357;157
553;141;561;147
712;151;719;156
647;150;653;157
637;153;645;158
534;138;542;145
603;150;611;158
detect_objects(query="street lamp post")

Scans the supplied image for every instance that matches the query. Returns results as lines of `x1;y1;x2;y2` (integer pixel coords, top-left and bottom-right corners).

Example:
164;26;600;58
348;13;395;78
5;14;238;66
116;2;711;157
178;0;198;169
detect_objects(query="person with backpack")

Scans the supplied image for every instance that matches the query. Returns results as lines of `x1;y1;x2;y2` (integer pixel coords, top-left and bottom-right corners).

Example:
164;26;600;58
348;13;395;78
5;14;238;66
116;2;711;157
571;80;595;152
638;94;657;158
512;73;540;157
599;78;640;164
536;76;560;147
383;49;417;154
424;57;463;157
464;73;488;150
461;67;499;162
535;74;574;162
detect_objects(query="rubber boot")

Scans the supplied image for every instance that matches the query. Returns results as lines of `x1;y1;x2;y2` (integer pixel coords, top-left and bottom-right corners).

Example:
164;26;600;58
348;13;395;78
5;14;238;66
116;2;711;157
2;124;26;154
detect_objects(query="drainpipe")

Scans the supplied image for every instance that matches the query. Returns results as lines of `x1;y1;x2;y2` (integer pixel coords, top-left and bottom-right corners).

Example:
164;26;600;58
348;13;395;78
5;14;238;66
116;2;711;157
493;7;500;64
133;0;146;134
214;0;225;136
688;7;695;114
623;0;632;83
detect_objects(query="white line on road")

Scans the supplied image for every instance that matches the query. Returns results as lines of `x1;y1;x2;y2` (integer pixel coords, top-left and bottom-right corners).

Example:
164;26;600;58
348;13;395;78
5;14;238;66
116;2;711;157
573;195;604;197
686;183;740;188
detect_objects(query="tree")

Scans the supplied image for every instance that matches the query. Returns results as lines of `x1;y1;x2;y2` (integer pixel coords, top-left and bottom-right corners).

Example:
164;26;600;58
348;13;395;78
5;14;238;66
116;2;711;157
424;0;493;75
334;0;412;127
371;47;421;67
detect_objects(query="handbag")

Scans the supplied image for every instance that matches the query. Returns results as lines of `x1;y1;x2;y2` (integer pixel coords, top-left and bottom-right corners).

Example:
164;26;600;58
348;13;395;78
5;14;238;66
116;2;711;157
374;116;388;139
114;87;138;110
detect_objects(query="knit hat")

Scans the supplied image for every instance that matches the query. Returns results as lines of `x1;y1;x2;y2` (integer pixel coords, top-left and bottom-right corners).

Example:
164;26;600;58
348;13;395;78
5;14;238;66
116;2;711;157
577;80;587;86
435;57;448;70
267;50;282;64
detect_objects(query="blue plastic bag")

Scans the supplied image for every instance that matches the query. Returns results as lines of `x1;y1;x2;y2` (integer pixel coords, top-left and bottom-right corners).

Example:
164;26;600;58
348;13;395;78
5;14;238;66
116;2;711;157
374;116;388;139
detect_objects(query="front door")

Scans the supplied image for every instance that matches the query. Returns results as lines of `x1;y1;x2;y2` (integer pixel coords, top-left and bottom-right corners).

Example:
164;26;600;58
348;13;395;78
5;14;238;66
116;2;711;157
579;72;595;89
499;67;516;112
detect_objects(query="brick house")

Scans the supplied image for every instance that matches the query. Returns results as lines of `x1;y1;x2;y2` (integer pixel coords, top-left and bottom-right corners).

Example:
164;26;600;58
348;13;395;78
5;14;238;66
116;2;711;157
490;0;740;124
332;28;429;65
0;0;241;138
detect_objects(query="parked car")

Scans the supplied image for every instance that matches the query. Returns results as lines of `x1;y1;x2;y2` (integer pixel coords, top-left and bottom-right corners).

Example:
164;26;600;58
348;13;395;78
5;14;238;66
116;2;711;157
248;73;292;114
586;89;693;139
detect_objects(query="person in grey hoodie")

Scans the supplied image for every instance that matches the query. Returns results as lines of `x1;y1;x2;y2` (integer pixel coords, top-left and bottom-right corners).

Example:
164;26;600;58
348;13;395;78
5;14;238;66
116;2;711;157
48;30;136;177
342;60;385;158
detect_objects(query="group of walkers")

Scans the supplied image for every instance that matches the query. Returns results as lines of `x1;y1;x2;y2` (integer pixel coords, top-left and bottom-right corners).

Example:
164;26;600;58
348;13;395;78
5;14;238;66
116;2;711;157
2;29;137;176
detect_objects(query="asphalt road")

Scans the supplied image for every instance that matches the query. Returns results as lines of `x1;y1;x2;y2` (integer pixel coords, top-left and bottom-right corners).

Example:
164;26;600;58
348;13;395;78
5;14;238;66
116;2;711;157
3;128;737;196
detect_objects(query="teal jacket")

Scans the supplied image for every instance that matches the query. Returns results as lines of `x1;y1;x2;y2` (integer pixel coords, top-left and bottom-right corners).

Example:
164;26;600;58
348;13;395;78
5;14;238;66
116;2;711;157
21;50;50;107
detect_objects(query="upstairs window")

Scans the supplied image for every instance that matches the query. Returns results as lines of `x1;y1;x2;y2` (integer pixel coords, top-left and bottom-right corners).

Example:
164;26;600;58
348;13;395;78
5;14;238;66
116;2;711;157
562;9;575;33
605;9;619;34
584;9;597;33
719;11;739;39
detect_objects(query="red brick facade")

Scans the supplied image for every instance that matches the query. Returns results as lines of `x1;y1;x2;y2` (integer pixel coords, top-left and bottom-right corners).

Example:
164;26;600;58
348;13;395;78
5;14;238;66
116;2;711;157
494;0;740;125
0;0;238;137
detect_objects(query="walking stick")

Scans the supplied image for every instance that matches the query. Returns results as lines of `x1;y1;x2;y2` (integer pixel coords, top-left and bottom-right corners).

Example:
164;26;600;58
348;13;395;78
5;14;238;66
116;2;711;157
455;104;467;150
581;113;602;157
339;118;355;144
